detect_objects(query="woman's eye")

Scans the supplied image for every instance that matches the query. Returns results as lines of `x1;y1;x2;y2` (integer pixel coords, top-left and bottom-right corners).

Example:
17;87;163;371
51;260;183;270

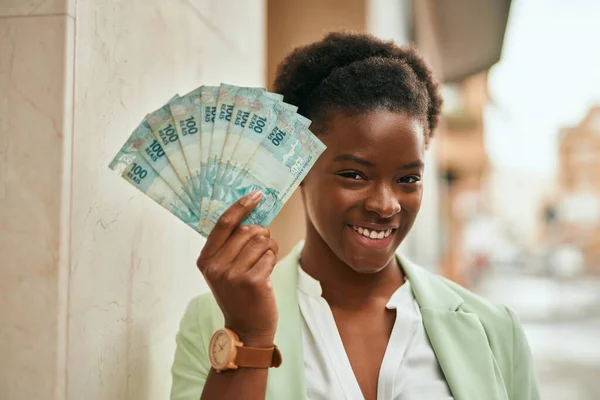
338;171;365;181
399;175;420;184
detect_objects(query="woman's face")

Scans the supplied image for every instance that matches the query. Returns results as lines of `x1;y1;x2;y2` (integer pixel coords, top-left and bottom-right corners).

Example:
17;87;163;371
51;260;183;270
302;109;426;273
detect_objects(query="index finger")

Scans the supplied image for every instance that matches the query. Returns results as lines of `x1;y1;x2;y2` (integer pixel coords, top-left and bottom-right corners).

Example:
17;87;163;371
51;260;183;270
200;191;262;259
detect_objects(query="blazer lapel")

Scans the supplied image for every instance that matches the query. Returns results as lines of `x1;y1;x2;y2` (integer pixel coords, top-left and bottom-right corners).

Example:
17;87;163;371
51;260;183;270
420;309;509;400
266;244;306;400
400;255;508;400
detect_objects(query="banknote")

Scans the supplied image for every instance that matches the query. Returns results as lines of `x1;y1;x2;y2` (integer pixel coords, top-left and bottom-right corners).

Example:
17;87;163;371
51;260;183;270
213;88;264;183
204;98;299;227
216;99;299;199
209;90;286;208
170;87;203;200
109;125;200;231
230;99;298;179
110;83;327;238
247;114;320;204
198;86;220;224
202;84;241;227
146;99;196;202
112;156;200;231
214;89;284;185
208;88;269;216
134;120;201;215
244;117;324;226
203;112;325;231
198;94;277;233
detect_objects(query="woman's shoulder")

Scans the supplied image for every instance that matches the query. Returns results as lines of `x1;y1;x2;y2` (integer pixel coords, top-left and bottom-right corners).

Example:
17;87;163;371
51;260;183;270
426;272;525;370
421;271;539;397
436;274;513;325
402;257;519;356
401;255;514;330
429;272;519;343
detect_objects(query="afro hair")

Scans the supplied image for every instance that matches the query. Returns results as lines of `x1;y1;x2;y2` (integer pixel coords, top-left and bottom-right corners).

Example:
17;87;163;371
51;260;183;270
273;31;443;143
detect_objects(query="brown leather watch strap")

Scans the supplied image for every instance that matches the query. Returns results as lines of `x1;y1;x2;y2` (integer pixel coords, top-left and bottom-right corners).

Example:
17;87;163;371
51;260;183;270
235;345;282;369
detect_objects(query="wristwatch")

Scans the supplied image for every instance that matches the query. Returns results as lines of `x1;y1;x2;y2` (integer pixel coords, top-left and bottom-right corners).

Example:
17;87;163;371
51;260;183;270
208;328;282;372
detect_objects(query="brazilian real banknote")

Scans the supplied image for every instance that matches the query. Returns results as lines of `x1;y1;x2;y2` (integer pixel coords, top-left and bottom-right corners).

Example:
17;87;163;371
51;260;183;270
212;89;285;186
146;98;196;203
109;121;200;231
202;109;325;232
133;119;201;216
198;93;279;234
202;84;240;224
198;86;219;226
212;87;264;186
213;98;299;203
169;87;203;200
207;89;285;220
110;85;327;237
236;112;323;226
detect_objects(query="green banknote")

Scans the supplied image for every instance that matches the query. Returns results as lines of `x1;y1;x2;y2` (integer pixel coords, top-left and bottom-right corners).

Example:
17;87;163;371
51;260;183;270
109;122;199;231
146;99;196;202
170;87;203;201
110;83;327;238
198;86;219;223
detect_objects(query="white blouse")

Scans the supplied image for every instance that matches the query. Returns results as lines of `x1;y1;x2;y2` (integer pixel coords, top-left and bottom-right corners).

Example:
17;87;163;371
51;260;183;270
297;266;454;400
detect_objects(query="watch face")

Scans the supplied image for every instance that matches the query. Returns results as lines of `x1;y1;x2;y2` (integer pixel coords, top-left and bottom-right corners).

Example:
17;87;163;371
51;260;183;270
209;330;231;368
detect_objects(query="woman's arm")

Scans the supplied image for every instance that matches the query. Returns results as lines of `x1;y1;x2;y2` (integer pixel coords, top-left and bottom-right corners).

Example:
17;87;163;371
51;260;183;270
172;192;279;400
171;297;274;400
171;297;210;400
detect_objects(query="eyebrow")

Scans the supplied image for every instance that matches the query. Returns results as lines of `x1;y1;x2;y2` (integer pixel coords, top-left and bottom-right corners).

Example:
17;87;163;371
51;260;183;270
332;154;375;167
399;160;425;170
332;154;424;170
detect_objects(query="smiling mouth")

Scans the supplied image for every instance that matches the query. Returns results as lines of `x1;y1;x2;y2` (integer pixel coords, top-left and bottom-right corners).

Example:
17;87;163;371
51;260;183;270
349;225;396;240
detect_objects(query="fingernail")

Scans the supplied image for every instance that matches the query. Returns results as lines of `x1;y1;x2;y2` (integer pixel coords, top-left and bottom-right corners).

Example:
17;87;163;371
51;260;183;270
241;191;261;206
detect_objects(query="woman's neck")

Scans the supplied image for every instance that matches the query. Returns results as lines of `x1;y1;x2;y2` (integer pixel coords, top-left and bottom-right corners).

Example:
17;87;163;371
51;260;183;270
299;223;405;310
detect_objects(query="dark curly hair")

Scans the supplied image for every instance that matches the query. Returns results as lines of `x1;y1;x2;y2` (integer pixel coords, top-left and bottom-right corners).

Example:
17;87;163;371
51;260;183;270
273;31;443;144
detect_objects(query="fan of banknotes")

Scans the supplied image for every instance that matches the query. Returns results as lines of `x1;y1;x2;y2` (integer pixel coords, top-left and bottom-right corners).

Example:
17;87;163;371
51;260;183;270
109;84;326;237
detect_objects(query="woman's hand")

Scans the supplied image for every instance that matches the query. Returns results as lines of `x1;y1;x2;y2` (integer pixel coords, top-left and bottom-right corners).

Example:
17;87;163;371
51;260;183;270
196;191;279;346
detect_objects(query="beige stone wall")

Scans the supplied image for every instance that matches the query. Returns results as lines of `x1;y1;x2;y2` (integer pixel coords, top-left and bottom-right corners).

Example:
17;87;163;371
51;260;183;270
0;6;74;399
0;1;265;399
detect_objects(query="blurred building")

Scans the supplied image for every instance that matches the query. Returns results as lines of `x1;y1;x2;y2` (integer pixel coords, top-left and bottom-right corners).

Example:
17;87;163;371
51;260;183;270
553;106;600;273
437;72;492;285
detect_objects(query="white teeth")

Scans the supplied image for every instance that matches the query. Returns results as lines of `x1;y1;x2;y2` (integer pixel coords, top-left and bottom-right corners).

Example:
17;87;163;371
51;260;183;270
351;225;394;240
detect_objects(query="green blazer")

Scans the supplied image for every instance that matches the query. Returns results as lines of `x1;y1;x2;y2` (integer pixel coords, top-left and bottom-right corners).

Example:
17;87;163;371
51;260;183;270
171;244;540;400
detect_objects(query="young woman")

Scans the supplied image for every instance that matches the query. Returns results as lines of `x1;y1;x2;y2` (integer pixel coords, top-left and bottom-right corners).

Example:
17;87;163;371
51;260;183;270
171;32;540;400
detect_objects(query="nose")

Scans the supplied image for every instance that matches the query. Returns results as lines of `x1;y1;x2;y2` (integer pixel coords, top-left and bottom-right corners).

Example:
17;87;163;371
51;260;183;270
363;182;401;218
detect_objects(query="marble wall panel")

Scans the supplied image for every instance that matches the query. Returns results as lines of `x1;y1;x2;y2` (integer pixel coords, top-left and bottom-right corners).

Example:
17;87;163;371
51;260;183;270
0;0;74;17
0;15;74;399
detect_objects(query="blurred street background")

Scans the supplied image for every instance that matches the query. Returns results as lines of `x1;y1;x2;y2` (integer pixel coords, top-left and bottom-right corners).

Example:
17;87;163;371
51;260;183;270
1;0;599;398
